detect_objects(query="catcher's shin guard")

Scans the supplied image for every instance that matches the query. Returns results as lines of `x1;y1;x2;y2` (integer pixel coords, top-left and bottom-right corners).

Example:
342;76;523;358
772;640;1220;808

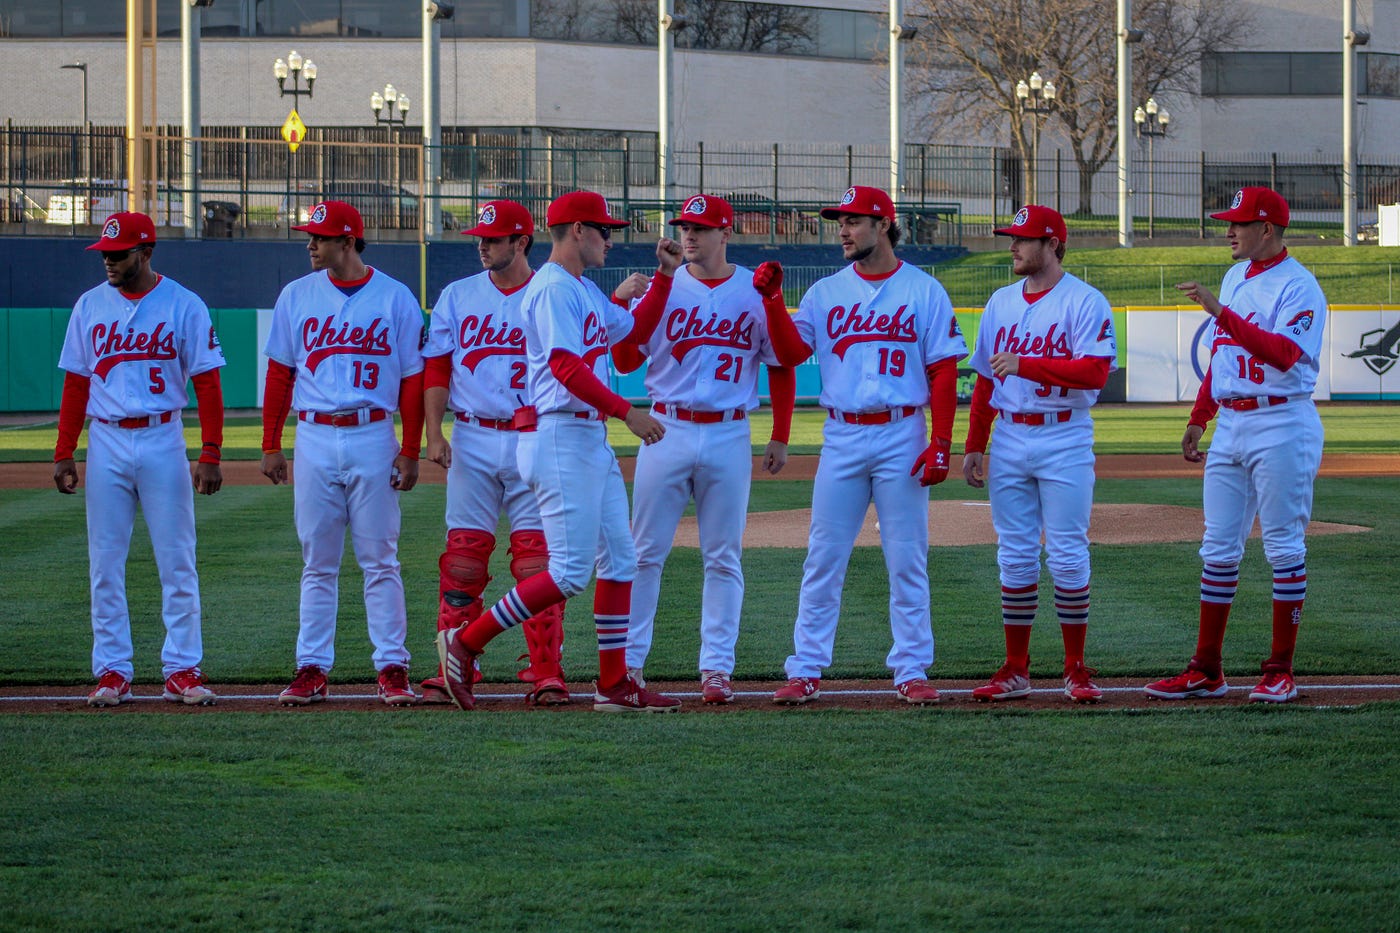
438;528;495;631
510;530;569;704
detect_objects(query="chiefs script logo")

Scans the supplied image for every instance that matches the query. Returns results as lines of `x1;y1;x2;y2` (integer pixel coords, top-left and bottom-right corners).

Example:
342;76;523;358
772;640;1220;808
302;315;391;373
826;303;916;359
665;306;755;361
994;322;1072;357
90;321;177;380
580;311;609;368
458;313;525;371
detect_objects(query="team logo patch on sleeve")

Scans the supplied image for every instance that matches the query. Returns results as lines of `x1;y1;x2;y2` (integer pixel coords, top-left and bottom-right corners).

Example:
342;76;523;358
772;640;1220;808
1098;320;1115;341
1285;310;1314;334
208;326;221;349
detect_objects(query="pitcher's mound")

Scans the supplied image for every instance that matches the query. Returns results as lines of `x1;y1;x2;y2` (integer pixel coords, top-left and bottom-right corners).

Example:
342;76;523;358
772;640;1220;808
678;503;1370;548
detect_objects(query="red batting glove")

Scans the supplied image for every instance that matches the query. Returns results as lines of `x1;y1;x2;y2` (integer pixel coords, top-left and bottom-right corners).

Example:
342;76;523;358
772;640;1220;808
911;437;952;487
753;261;784;299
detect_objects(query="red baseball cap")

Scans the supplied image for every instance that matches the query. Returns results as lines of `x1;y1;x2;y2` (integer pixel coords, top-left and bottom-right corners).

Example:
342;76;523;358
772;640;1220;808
463;199;535;237
1210;187;1290;227
820;185;896;221
293;200;365;238
545;191;630;228
994;205;1068;242
669;194;734;229
86;212;156;251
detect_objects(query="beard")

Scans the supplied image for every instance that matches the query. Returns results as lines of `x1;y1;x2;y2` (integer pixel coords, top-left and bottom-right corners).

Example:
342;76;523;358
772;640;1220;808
846;242;876;264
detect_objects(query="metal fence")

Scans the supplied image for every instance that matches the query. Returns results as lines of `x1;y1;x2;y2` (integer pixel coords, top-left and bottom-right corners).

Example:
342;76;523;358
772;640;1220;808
4;125;1398;243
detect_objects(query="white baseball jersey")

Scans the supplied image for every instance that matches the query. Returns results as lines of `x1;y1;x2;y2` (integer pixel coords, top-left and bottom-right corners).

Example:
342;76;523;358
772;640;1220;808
634;264;779;410
265;268;425;411
520;261;634;415
59;276;226;419
793;262;966;410
426;270;531;420
969;272;1118;413
1207;256;1327;398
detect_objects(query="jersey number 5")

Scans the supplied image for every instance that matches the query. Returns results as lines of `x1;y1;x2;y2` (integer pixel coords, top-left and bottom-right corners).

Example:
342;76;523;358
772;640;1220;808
148;367;166;393
352;360;380;390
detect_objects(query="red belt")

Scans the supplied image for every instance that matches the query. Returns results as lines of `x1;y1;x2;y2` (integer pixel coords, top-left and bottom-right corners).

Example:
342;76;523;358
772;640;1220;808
96;411;177;429
1003;409;1072;425
1218;396;1289;412
455;412;518;431
298;409;389;427
572;410;607;421
653;402;746;424
827;406;918;426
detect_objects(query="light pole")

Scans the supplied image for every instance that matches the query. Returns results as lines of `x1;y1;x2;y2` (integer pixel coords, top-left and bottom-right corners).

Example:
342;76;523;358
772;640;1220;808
60;62;90;190
1133;97;1169;238
370;85;411;227
1015;71;1055;204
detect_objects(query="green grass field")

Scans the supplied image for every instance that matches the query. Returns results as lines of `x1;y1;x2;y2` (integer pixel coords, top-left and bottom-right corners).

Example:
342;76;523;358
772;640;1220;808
2;404;1398;930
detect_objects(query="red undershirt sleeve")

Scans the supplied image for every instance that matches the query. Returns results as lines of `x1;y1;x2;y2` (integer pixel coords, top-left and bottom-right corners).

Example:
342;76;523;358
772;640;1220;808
1216;307;1305;372
926;357;959;444
614;273;674;348
1189;368;1219;428
191;369;225;463
261;360;296;454
54;371;91;462
610;342;647;374
964;374;997;454
1016;355;1113;390
548;348;632;420
762;293;812;366
397;370;425;459
767;365;795;444
424;353;452;390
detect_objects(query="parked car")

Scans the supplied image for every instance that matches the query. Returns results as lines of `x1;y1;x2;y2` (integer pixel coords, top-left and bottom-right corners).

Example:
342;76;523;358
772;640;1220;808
282;182;458;233
45;178;184;226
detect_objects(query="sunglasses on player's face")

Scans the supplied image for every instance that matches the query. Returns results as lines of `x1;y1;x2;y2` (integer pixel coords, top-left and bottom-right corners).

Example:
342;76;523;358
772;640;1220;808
100;247;146;262
580;221;612;241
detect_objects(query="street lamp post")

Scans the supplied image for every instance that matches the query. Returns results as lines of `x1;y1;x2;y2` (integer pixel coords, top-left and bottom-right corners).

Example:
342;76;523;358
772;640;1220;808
60;62;90;197
1133;97;1169;238
1015;70;1055;204
370;85;411;228
274;52;317;233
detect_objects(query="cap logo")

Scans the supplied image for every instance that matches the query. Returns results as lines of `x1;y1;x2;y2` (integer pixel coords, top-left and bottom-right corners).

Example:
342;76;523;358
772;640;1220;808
310;203;328;224
479;204;497;226
1013;207;1029;228
1231;190;1244;210
684;196;707;216
840;187;857;206
102;218;120;239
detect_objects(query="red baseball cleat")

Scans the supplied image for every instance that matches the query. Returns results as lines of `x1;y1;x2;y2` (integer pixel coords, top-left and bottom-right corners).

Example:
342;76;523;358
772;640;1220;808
162;667;216;706
971;663;1031;702
436;627;481;711
895;678;941;705
279;665;329;706
701;670;735;704
772;676;820;705
1249;667;1297;703
88;671;132;708
1144;666;1229;700
376;664;417;706
1063;662;1103;703
593;675;681;712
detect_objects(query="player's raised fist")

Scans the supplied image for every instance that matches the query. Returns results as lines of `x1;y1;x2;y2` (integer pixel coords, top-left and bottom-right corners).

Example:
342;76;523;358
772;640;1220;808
656;237;683;275
753;261;784;299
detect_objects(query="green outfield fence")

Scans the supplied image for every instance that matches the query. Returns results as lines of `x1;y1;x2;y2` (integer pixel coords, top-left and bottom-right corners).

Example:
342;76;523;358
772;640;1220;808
6;126;1398;243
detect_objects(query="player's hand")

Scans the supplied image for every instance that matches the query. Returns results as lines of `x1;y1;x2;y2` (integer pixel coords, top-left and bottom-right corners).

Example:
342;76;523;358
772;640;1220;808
911;437;952;487
962;450;986;488
990;352;1021;378
261;451;289;485
762;440;789;475
425;432;451;470
612;273;651;304
1181;423;1206;463
623;408;666;445
655;237;682;276
753;261;784;299
193;462;223;496
392;454;419;492
1176;281;1223;318
53;458;79;494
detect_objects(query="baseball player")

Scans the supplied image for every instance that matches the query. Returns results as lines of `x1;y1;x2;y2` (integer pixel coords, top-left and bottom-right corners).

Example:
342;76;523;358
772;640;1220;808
1146;187;1327;704
260;200;426;707
756;185;966;705
437;189;684;712
961;205;1117;704
610;193;797;704
53;211;226;707
421;199;571;706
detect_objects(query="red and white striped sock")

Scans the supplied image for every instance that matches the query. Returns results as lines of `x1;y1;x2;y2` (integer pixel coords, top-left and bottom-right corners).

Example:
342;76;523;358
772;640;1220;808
460;572;566;654
594;578;631;688
1001;583;1037;670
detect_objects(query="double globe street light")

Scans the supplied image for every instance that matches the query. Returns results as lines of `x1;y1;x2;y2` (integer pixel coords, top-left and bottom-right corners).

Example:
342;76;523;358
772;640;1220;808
1016;71;1056;204
1134;98;1170;238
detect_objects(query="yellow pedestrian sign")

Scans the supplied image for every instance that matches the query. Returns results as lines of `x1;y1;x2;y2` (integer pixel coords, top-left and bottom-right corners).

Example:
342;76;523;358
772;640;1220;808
282;109;307;152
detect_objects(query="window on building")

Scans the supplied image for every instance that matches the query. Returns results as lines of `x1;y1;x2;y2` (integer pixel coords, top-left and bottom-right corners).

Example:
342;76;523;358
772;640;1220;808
1204;51;1400;99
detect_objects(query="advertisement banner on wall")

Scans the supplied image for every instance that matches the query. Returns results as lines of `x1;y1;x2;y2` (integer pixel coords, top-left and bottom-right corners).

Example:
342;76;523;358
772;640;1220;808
1125;305;1400;402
